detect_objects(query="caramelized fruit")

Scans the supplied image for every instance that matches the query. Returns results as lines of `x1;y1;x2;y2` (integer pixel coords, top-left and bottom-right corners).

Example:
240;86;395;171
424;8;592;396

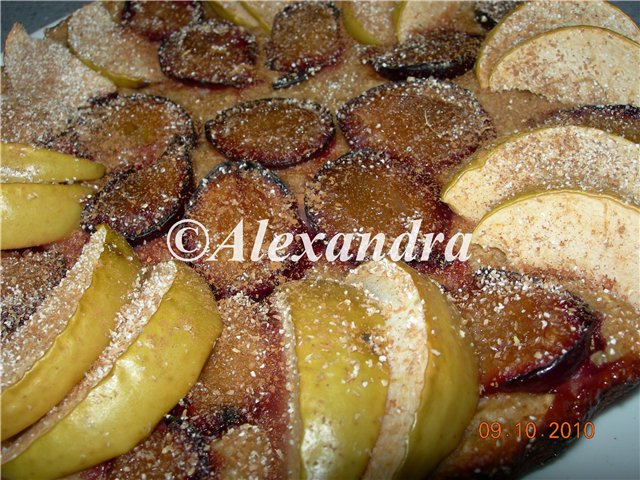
487;26;640;106
442;125;640;223
82;142;193;242
536;105;640;143
205;98;335;168
277;279;389;479
53;94;196;172
107;419;210;479
121;0;204;41
67;2;163;87
2;262;221;478
0;143;105;184
186;294;291;479
1;226;140;440
184;162;305;298
159;20;257;87
266;2;344;88
0;250;66;337
0;183;93;250
371;31;482;80
305;149;452;259
452;269;595;394
337;79;495;173
473;190;640;311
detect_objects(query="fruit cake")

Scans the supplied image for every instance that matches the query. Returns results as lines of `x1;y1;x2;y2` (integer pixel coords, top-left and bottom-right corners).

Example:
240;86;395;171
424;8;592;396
1;1;639;479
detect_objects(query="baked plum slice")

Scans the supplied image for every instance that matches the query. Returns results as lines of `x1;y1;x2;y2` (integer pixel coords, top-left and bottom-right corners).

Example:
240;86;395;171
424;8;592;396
535;104;640;143
451;269;596;394
52;94;196;173
205;98;335;168
121;0;204;41
474;1;521;29
106;419;210;479
0;250;66;337
337;79;495;174
183;162;305;299
186;295;291;479
159;20;257;87
371;31;482;80
305;149;452;260
266;2;344;88
82;142;193;242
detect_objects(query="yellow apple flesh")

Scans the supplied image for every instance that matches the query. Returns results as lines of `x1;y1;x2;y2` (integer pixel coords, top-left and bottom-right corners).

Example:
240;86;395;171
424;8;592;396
0;183;93;249
473;190;640;311
1;225;140;439
347;260;478;478
2;262;222;479
276;279;390;479
1;143;106;183
442;126;640;223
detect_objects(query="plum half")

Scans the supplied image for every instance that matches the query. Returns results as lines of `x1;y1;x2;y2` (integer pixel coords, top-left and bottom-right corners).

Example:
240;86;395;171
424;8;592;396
82;141;193;242
305;149;452;261
159;20;257;87
52;94;196;173
205;97;335;168
337;78;495;174
266;2;344;88
121;0;204;41
371;31;482;81
451;269;596;394
184;161;306;299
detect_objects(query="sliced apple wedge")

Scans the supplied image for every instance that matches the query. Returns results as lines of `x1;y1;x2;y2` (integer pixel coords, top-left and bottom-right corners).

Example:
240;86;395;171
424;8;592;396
1;225;140;440
473;190;640;311
272;279;390;479
2;261;222;479
241;1;292;33
476;0;640;89
488;26;640;106
2;24;115;144
271;258;478;479
68;2;163;87
347;260;478;479
442;126;640;223
0;183;93;249
203;1;259;29
395;1;479;42
342;1;397;45
1;143;106;184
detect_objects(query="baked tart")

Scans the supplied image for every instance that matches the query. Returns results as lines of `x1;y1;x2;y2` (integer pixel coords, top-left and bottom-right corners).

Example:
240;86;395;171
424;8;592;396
1;1;639;479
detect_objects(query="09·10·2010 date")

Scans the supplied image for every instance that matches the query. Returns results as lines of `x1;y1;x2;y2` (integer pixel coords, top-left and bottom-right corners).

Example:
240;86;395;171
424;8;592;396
478;421;595;440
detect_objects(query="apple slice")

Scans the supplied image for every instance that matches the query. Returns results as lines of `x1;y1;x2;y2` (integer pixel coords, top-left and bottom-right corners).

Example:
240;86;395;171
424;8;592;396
476;0;640;89
2;261;222;479
347;259;478;478
473;190;640;311
0;143;105;184
1;24;115;144
0;183;93;249
341;1;397;45
1;226;140;440
202;1;259;29
395;1;477;42
488;26;640;106
242;1;292;33
68;2;164;88
442;126;640;223
271;279;390;479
